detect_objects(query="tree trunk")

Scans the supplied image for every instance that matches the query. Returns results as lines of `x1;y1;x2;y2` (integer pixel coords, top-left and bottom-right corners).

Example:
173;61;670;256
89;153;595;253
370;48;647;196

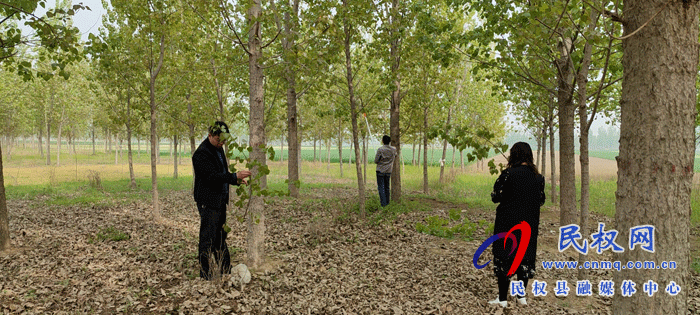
46;93;52;166
460;150;464;170
173;135;179;179
613;2;696;313
540;125;547;181
363;134;368;187
91;125;95;155
280;135;284;162
212;46;225;120
326;137;331;172
534;133;541;169
0;143;8;251
412;142;416;166
342;5;365;215
149;34;166;222
338;119;343;177
246;0;267;268
186;94;196;156
115;134;119;165
389;0;402;203
439;106;452;183
57;105;65;167
549;109;557;203
576;11;597;279
297;115;302;178
423;106;429;194
417;132;422;166
38;125;44;158
283;0;300;198
557;35;577;226
126;97;136;189
313;137;317;162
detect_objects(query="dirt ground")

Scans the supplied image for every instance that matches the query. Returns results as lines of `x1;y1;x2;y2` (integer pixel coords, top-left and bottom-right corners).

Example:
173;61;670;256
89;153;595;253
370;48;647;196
0;159;699;314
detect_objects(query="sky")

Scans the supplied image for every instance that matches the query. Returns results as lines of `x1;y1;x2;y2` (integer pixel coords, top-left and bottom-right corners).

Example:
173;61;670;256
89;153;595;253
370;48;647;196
19;0;107;42
71;0;107;42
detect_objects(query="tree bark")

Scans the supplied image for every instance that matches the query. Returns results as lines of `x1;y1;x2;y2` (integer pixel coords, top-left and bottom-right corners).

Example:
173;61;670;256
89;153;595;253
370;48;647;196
342;4;365;215
338;119;343;177
115;134;119;165
556;35;577;226
45;91;53;166
540;125;546;180
411;142;416;166
57;104;65;167
283;0;300;198
422;106;428;194
149;34;166;222
91;125;95;155
576;10;597;279
38;125;44;158
246;0;267;268
389;0;402;203
173;135;178;179
0;143;8;251
439;105;452;183
326;137;331;172
127;96;136;189
549;107;557;203
613;1;696;313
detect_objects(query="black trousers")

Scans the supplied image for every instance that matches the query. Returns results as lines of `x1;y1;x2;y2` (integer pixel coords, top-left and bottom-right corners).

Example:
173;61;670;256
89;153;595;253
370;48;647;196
197;198;231;279
377;171;391;207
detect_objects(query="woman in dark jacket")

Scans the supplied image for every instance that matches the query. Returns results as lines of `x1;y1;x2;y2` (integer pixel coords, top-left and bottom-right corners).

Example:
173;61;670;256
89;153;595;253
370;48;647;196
489;142;545;307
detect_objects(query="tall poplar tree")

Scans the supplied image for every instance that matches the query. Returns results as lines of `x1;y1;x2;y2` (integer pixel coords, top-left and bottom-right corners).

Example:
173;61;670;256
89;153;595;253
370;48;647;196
614;1;697;313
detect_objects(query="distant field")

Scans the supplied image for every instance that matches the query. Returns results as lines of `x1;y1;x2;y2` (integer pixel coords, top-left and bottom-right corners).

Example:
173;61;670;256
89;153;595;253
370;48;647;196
587;150;700;172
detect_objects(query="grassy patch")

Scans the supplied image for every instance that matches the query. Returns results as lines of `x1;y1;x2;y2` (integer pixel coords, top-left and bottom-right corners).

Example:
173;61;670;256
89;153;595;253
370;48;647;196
6;175;196;206
92;226;130;242
589;179;617;218
692;257;700;275
415;212;492;241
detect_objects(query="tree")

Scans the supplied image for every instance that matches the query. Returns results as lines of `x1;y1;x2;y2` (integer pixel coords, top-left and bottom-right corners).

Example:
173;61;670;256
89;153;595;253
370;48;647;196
1;0;85;252
0;0;85;80
338;0;371;215
464;0;621;228
613;1;697;313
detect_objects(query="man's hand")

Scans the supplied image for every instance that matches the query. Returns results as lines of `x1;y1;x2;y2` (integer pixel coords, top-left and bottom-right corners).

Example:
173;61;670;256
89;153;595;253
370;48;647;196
236;170;252;185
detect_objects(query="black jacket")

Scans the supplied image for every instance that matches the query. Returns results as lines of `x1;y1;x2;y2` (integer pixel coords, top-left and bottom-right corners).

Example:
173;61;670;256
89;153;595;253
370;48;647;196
490;164;545;276
192;138;240;208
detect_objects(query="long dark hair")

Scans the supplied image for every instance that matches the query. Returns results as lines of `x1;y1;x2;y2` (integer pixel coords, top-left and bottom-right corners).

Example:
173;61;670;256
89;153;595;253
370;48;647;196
507;142;539;174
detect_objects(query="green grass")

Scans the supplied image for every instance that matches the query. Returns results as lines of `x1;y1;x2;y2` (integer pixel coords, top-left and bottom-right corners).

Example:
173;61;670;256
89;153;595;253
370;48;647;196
692;257;700;274
5;146;700;226
589;179;617;218
271;146;492;167
415;211;493;241
5;175;196;206
92;226;130;242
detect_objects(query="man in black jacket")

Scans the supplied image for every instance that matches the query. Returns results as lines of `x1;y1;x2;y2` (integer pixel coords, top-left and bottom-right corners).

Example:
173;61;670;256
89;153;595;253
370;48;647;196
192;121;251;280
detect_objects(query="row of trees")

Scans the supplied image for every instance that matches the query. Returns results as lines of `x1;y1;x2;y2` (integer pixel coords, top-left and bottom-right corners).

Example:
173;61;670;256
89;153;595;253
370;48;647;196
0;0;506;264
2;1;697;313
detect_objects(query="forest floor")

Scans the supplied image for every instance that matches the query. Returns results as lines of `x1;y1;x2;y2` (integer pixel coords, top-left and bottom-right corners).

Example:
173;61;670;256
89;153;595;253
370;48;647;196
1;158;699;314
